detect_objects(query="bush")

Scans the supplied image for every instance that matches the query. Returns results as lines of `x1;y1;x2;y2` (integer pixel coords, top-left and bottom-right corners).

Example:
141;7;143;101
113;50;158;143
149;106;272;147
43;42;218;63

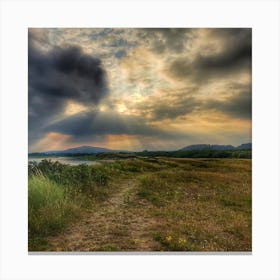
29;160;110;195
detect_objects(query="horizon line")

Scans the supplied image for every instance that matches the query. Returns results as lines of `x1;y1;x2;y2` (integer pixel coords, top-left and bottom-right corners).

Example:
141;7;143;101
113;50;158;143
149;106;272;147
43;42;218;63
28;142;252;154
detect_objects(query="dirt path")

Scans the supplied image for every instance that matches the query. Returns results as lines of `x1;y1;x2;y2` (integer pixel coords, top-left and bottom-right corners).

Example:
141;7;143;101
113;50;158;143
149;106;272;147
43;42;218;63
47;177;160;251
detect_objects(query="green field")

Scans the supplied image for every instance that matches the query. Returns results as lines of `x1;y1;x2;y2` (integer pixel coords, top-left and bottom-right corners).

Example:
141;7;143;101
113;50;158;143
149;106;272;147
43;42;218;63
28;157;251;252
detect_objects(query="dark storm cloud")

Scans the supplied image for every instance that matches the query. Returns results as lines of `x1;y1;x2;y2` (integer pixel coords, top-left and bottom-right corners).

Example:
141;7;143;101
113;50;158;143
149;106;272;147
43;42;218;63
45;110;189;142
28;30;108;146
148;91;251;121
168;28;251;82
206;90;252;120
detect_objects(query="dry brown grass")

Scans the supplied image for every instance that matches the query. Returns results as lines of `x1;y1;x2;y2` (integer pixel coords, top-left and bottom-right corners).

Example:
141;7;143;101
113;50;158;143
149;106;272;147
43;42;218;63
137;158;251;251
31;158;251;252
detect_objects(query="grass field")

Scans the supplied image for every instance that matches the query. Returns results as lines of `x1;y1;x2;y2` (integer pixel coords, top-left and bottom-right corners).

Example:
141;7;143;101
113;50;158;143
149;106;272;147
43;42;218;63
28;157;251;252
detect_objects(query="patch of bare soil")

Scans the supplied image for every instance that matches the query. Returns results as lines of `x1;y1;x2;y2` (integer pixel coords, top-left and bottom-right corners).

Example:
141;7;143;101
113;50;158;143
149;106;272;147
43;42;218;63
47;177;161;251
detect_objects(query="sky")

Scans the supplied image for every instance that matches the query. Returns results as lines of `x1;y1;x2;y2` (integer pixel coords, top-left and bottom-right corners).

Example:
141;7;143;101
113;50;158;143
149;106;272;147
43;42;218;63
28;28;252;152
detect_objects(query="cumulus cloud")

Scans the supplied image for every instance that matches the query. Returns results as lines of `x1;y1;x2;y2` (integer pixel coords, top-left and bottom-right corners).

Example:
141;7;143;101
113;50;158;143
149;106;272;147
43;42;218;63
28;29;108;145
168;28;251;83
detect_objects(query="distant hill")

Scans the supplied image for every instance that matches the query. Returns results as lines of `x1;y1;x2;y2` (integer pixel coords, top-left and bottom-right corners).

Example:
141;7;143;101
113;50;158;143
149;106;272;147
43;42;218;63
180;143;252;151
29;143;252;156
44;145;127;155
235;143;252;150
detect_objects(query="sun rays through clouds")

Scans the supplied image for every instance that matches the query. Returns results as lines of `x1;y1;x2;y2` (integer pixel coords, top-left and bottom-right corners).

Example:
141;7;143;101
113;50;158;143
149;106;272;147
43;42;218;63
29;28;251;152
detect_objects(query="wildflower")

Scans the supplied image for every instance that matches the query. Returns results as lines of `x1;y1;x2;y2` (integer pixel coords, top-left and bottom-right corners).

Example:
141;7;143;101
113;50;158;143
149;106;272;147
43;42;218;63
166;236;172;242
178;238;186;244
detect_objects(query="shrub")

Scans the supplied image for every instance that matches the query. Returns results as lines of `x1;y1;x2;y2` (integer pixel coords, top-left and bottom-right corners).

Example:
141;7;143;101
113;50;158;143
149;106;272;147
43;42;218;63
29;160;110;195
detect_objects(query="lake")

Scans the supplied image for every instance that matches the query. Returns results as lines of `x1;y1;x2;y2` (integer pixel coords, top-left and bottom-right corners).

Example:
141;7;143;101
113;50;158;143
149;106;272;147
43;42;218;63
28;156;99;166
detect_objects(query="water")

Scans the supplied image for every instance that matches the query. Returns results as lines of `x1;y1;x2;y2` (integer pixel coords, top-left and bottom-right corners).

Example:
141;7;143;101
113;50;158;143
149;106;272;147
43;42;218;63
28;156;99;166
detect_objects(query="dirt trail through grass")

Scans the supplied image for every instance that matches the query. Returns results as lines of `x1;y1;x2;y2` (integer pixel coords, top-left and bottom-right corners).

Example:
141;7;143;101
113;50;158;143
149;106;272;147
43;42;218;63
30;159;251;251
47;176;160;251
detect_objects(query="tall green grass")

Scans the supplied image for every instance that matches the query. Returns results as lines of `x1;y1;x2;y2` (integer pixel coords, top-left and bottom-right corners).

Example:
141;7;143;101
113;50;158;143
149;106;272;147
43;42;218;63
28;159;121;250
28;174;83;250
29;160;110;194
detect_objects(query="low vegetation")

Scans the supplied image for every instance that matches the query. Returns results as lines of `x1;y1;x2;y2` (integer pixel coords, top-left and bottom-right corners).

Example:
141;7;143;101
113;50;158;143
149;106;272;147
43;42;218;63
29;148;251;160
136;149;251;159
28;157;251;251
137;158;251;251
28;174;83;250
28;160;120;250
